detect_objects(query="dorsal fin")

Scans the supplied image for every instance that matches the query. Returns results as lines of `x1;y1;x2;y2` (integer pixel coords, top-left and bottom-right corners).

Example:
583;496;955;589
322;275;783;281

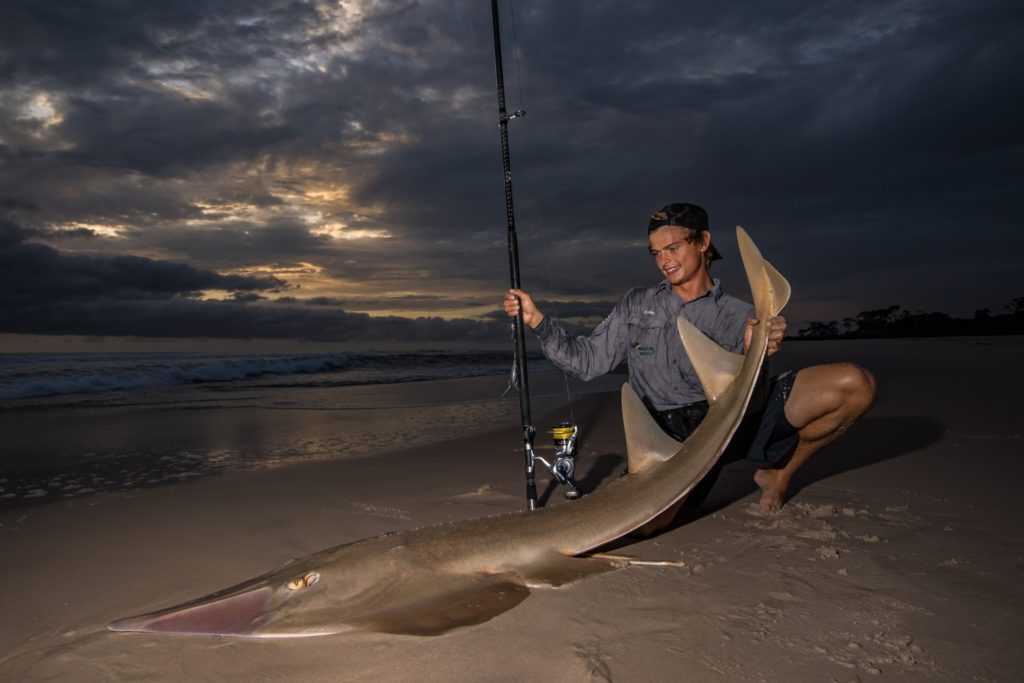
676;316;744;404
621;383;683;473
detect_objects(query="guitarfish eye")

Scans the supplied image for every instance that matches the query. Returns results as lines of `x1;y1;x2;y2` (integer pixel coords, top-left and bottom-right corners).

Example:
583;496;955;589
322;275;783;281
287;572;320;590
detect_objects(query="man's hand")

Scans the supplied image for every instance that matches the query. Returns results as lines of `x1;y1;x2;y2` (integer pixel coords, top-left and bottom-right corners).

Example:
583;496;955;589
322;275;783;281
743;315;787;356
503;289;545;330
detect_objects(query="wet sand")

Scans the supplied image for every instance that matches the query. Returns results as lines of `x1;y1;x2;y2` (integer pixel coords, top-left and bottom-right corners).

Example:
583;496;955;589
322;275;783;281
1;337;1022;681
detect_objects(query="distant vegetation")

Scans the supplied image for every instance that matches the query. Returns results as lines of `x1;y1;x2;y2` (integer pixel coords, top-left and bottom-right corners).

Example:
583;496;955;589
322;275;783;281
796;298;1024;339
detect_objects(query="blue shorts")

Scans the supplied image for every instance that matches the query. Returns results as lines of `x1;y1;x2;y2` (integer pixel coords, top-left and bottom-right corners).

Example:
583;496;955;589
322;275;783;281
727;369;799;465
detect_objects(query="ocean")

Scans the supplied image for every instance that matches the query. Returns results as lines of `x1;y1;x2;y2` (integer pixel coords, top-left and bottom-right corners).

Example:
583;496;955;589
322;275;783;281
0;350;541;404
0;350;622;508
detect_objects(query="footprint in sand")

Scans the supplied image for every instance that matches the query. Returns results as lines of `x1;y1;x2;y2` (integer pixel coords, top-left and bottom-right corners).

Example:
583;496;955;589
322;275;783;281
573;642;613;682
741;497;894;566
822;632;929;675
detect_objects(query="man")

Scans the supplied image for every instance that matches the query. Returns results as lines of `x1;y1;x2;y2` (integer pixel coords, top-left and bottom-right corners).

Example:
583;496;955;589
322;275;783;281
503;202;876;519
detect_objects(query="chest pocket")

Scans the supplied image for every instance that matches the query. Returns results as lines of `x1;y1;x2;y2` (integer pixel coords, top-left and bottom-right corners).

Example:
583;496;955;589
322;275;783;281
627;313;669;358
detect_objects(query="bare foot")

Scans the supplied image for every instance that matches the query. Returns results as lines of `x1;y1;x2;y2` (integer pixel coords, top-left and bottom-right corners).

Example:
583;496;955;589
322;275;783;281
754;468;787;516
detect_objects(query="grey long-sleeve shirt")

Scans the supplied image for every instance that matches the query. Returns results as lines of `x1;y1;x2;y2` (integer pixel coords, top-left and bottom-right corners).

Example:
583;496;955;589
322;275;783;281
533;278;754;411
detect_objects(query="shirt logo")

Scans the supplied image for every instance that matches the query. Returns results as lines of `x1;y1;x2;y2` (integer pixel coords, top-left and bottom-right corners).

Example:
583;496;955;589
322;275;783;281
643;310;656;316
632;342;655;356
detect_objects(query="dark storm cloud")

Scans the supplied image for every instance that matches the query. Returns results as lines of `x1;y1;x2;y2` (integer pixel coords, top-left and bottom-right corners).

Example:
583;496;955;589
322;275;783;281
277;294;491;312
329;0;1024;317
154;218;333;269
0;215;504;341
480;299;618;322
0;297;502;342
0;216;284;303
0;0;1021;345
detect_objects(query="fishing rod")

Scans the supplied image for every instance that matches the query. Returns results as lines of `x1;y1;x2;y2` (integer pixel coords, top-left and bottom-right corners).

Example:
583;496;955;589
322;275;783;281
489;0;580;509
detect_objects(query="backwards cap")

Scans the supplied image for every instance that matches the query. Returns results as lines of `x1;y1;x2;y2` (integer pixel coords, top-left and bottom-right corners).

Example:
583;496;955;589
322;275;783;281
647;202;722;261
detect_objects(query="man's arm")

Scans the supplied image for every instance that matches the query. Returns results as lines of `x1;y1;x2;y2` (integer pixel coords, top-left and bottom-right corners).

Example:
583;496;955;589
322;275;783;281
503;288;629;381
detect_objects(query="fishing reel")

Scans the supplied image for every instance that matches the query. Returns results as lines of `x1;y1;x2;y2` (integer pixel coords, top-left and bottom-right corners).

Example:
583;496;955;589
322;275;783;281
532;421;581;500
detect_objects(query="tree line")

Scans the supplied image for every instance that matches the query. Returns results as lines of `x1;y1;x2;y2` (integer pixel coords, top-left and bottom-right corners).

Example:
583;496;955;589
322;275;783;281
796;297;1024;339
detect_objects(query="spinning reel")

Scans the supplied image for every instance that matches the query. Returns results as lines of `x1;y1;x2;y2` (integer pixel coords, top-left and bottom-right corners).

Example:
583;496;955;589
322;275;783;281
531;421;581;500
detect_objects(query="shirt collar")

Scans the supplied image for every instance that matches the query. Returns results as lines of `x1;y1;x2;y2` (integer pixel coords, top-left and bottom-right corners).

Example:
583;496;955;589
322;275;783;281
656;278;724;305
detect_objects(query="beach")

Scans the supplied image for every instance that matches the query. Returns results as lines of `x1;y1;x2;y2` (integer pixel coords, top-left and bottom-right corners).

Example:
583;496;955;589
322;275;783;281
1;337;1022;681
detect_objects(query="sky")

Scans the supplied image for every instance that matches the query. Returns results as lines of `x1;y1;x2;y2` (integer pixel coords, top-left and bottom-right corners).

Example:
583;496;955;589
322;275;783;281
0;0;1021;351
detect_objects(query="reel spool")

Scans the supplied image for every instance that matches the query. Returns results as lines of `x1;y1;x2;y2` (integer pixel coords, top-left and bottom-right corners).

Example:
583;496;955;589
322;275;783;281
547;421;581;500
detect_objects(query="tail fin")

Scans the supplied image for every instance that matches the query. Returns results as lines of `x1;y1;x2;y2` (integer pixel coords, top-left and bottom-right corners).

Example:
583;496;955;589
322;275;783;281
736;225;790;316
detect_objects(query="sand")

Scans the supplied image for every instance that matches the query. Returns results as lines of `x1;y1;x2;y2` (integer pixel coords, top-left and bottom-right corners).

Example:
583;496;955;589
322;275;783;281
1;337;1022;681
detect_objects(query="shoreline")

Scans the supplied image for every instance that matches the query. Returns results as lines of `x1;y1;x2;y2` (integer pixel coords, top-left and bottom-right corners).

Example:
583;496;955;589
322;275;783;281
0;368;623;509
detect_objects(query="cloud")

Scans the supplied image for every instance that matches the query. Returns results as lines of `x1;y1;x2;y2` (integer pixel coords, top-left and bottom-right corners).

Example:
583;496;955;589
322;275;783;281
480;298;618;323
0;0;1020;343
276;294;491;312
0;297;503;342
0;217;284;303
0;214;506;341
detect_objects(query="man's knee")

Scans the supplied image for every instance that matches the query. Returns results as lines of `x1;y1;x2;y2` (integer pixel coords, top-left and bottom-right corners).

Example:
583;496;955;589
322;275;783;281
787;363;875;428
833;362;877;414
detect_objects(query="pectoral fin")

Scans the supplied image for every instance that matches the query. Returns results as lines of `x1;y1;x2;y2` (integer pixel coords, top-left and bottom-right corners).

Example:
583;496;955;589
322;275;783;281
356;553;630;636
351;574;530;636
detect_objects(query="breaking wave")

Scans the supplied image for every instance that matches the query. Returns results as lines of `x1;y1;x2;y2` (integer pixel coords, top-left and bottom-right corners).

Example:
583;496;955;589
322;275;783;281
0;352;360;400
0;351;529;401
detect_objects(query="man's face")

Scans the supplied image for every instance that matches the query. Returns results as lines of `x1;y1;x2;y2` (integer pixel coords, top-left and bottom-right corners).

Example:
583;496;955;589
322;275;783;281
648;226;709;287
